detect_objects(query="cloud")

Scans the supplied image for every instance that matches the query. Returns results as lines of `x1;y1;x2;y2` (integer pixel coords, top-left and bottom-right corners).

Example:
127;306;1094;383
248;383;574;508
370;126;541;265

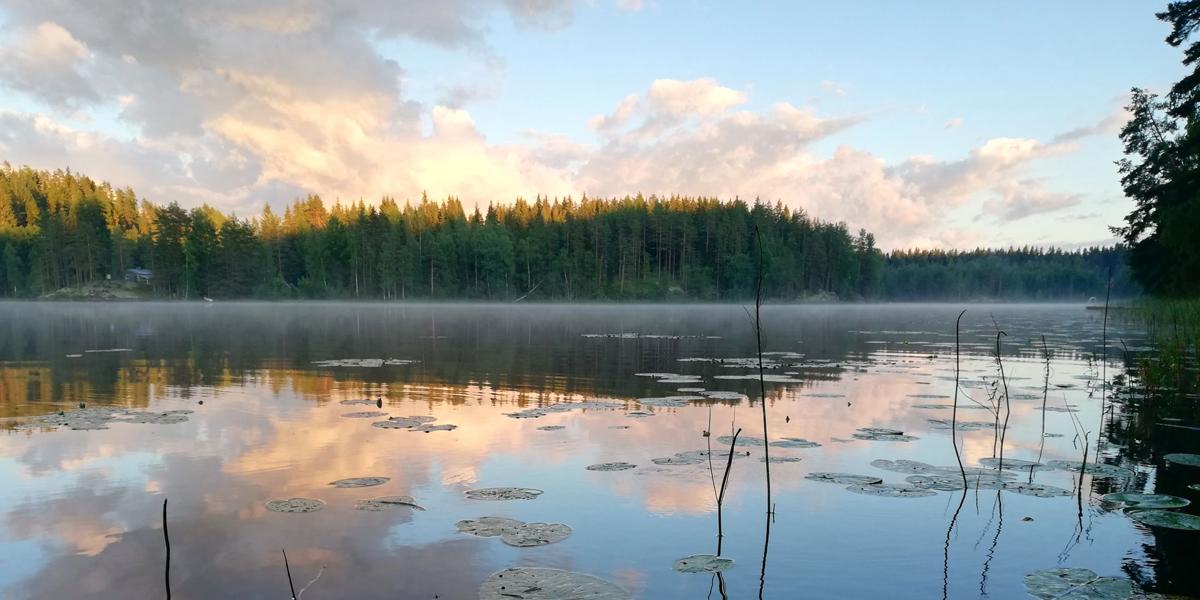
944;117;962;129
819;80;848;97
616;0;645;11
0;22;99;110
0;3;1118;248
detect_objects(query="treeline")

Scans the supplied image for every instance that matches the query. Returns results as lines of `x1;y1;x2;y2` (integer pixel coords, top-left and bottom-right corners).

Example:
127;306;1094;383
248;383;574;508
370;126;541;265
882;247;1136;300
0;164;1131;302
0;164;885;301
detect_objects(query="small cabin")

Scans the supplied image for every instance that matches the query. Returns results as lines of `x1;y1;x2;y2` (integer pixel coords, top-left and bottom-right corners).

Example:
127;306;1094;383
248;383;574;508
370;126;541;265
125;268;153;285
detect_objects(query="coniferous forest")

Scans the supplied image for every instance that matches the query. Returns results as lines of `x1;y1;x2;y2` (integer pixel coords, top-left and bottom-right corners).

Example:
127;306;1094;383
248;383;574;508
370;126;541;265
0;164;1127;301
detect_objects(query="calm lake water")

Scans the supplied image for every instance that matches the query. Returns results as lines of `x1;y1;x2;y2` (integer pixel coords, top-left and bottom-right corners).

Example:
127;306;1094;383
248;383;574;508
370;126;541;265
0;302;1196;599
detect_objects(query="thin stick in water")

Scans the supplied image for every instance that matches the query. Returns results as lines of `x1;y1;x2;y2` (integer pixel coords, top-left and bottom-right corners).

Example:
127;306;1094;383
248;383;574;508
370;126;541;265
163;498;171;600
283;548;297;599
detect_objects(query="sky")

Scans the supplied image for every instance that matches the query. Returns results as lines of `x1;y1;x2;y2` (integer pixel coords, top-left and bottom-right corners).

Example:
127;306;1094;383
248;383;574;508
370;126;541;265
0;0;1187;249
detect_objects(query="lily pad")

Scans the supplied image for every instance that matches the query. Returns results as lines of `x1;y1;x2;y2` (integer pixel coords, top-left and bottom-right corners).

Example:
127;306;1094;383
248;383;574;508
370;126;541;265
853;429;919;442
1164;453;1200;468
762;456;802;463
372;418;420;429
342;411;387;418
115;411;190;425
502;522;572;547
979;457;1044;471
652;449;746;466
355;495;424;511
586;462;636;471
339;399;376;406
625;411;655;418
413;423;457;432
805;472;883;485
478;568;630;600
1023;568;1133;600
1047;460;1134;479
699;391;749;402
1002;482;1073;498
1128;509;1200;531
456;516;523;537
717;435;764;447
537;425;565;431
846;483;937;498
465;487;544;501
870;459;938;474
329;477;390;488
265;498;325;513
673;554;734;574
637;396;704;408
769;437;821;449
1102;492;1190;510
927;419;996;431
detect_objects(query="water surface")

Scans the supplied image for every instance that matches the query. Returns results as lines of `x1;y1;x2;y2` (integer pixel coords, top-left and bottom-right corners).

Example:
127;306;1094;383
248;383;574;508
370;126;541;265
0;302;1195;598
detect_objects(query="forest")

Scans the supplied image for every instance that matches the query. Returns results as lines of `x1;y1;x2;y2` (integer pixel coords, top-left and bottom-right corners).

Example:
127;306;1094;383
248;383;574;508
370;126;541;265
0;164;1126;302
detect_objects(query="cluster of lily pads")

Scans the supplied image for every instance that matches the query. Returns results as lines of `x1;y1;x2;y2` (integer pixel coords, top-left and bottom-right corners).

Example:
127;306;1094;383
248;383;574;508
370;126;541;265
311;358;419;368
265;476;423;514
12;406;194;431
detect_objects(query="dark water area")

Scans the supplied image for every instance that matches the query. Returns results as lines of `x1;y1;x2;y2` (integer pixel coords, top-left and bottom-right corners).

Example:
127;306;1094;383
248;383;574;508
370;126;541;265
0;302;1196;599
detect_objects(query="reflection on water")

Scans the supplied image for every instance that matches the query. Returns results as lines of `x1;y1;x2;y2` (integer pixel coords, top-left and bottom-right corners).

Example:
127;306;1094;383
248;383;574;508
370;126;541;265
0;302;1196;598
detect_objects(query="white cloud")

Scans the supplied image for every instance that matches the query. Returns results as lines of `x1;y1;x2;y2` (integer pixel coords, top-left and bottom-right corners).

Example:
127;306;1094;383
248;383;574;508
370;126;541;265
0;3;1119;248
944;117;962;129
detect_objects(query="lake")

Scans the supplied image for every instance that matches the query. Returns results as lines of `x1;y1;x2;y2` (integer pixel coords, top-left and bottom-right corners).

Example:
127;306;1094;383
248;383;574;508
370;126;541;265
0;302;1196;599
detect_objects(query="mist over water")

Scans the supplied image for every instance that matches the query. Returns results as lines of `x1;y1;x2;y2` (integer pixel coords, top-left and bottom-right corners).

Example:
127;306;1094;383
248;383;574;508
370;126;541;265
0;302;1193;598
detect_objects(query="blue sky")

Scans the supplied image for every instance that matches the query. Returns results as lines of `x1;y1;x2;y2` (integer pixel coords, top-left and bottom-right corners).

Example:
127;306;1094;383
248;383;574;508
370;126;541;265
0;1;1186;248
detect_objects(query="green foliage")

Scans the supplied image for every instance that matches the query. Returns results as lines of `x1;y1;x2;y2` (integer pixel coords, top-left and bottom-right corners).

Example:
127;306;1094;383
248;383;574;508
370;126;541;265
0;163;1130;302
883;247;1135;300
1115;3;1200;296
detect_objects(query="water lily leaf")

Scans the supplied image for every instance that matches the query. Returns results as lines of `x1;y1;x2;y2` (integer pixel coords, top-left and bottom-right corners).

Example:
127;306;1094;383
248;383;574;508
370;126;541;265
699;391;749;402
1128;509;1200;531
1023;568;1133;600
769;437;821;448
502;522;572;547
412;423;457;432
637;396;705;408
717;435;764;447
911;403;989;410
1003;482;1073;498
805;472;883;485
329;477;389;488
978;458;1044;471
673;554;734;574
846;483;937;498
625;411;655;418
355;495;423;511
1102;493;1190;510
265;498;325;513
927;419;996;431
1164;453;1200;468
342;411;387;418
465;487;544;501
339;399;376;406
762;456;802;463
537;425;565;431
372;418;420;429
478;568;629;600
457;516;523;537
853;430;919;442
1189;484;1200;492
115;411;190;425
1047;460;1134;479
586;462;636;471
870;459;938;474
